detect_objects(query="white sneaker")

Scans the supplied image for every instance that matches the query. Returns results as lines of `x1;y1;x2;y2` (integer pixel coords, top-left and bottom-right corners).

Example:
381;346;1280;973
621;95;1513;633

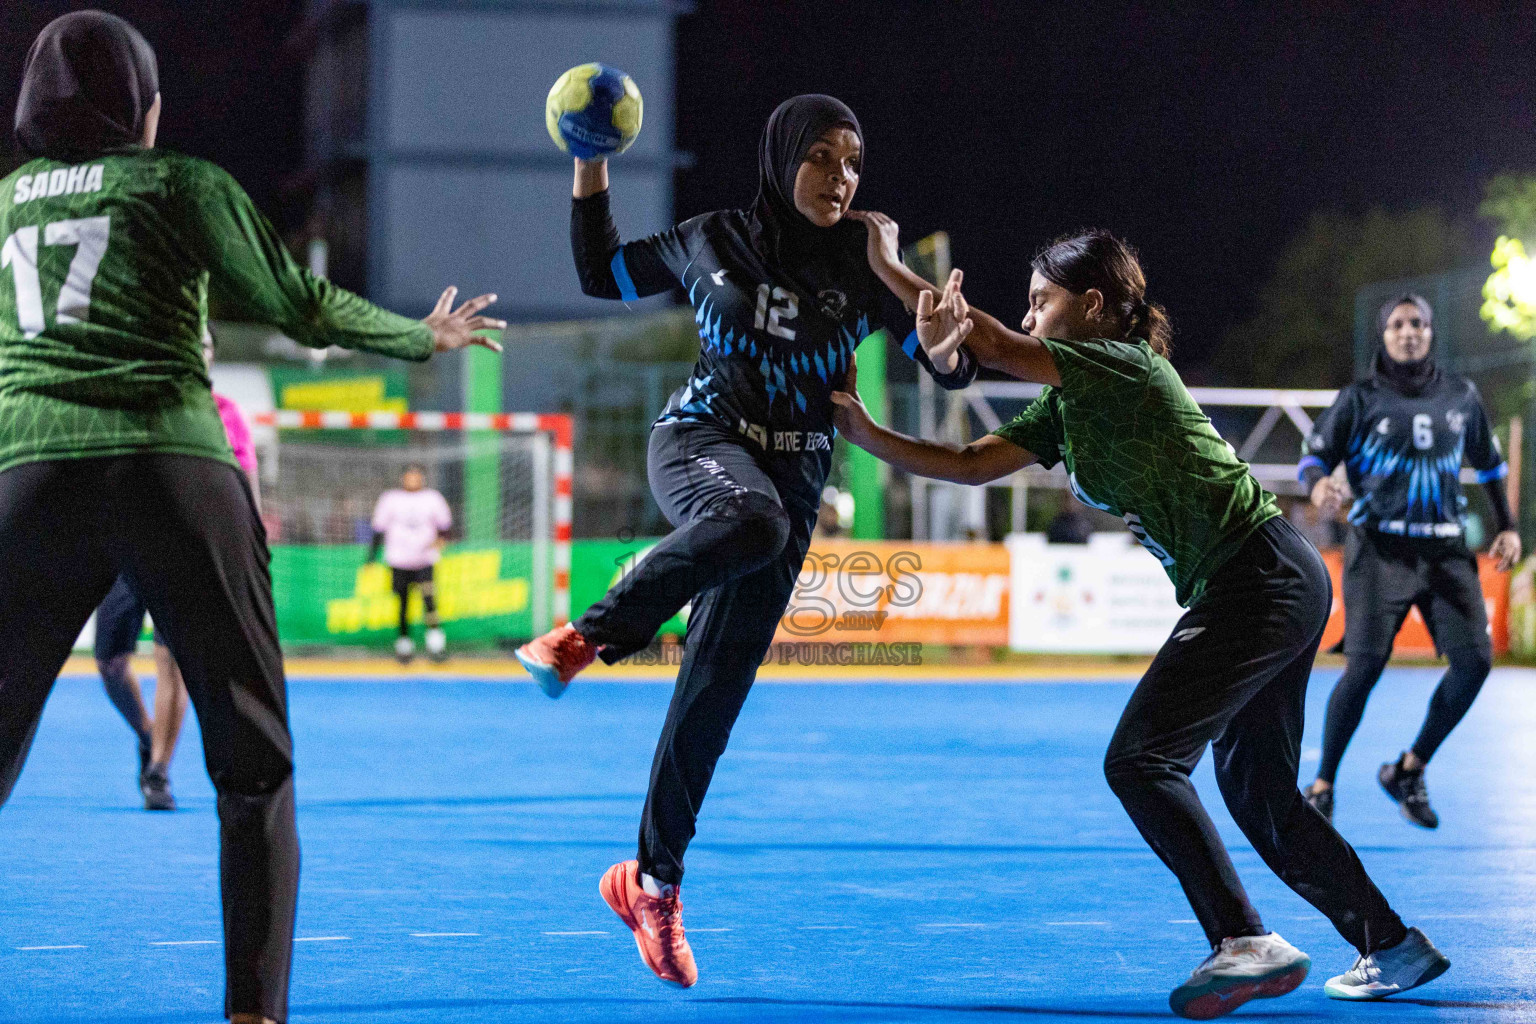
394;635;416;663
1169;932;1310;1019
1324;927;1449;1000
425;626;447;661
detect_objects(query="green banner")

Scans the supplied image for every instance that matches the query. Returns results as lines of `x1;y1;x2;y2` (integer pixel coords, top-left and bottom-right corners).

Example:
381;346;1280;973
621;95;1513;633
268;366;410;411
569;538;685;637
272;544;534;645
270;538;679;647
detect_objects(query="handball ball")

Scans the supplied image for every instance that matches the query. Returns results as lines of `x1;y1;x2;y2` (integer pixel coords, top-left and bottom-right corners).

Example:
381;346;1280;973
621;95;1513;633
545;63;643;159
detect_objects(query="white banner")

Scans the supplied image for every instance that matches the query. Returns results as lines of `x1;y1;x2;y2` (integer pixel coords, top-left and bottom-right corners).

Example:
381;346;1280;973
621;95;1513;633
1006;533;1184;653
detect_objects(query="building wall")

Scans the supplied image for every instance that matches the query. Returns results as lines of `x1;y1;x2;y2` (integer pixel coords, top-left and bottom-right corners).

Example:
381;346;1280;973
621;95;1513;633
366;0;678;319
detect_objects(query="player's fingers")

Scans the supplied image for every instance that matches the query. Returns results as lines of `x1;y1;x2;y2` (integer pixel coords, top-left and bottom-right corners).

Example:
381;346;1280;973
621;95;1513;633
465;316;507;331
433;286;457;316
916;290;934;319
955;318;974;341
471;335;504;353
944;269;963;302
846;355;858;390
454;293;498;318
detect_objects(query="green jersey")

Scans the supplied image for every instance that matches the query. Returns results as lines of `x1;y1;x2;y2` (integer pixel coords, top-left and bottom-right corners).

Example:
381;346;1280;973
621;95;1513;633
995;336;1279;606
0;148;432;474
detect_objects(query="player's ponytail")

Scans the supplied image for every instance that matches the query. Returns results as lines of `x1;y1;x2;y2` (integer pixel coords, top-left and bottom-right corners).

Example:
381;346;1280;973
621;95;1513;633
1032;229;1173;358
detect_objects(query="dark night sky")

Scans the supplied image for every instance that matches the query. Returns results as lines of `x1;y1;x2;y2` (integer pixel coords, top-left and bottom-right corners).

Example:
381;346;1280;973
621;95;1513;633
676;1;1536;377
5;2;1536;378
0;0;306;223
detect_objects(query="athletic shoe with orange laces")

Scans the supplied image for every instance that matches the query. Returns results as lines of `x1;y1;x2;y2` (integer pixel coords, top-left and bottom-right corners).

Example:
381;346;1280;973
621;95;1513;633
515;623;598;698
600;859;698;988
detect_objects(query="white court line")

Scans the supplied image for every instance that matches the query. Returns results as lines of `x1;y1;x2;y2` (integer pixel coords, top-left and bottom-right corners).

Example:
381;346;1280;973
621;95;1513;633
17;945;86;950
1044;921;1109;927
918;923;990;929
543;930;608;936
294;936;350;942
410;932;479;937
1168;919;1200;924
151;940;218;946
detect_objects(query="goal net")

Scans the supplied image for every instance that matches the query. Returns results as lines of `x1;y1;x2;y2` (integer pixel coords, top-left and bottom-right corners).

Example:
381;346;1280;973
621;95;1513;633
254;411;571;651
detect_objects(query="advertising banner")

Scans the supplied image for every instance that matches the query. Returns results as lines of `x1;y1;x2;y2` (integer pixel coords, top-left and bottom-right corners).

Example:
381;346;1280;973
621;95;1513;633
271;543;537;645
1009;534;1510;656
773;540;1011;647
1007;533;1184;654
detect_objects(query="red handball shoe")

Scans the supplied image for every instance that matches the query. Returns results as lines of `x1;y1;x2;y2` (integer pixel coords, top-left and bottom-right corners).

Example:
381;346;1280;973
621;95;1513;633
600;860;698;988
515;623;597;699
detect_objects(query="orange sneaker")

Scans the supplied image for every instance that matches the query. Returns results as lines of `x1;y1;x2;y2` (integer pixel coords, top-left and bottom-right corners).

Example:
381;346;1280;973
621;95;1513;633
515;623;598;698
600;859;698;988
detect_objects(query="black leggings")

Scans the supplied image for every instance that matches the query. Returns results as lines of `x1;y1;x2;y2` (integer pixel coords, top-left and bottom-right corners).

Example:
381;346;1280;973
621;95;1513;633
0;455;297;1022
391;567;437;636
1316;645;1490;784
575;422;812;886
1103;517;1405;954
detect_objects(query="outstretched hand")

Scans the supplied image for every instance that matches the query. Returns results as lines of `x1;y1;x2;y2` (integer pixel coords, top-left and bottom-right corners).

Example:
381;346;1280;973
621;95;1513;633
424;287;506;354
829;355;874;444
846;210;902;275
916;268;972;374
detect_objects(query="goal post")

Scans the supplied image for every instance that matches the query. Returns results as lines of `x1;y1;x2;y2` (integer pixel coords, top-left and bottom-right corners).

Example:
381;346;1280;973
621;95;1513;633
253;410;571;650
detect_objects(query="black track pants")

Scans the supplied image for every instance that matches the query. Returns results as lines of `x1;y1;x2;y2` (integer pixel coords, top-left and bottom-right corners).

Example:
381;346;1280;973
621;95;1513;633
1316;645;1490;783
1316;528;1493;783
1103;517;1406;954
0;455;297;1022
575;422;813;885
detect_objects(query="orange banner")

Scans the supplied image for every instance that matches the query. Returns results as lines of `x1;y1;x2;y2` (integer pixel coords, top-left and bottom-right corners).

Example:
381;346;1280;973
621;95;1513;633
775;541;1010;646
1318;551;1509;656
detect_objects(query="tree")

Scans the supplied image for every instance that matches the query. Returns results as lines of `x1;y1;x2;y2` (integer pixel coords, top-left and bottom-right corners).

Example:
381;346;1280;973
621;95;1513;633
1221;207;1472;387
1479;175;1536;343
1480;174;1536;241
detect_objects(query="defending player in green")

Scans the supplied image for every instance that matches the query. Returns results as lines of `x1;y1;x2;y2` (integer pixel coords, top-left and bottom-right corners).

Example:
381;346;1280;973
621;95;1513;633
0;12;502;1024
831;225;1449;1019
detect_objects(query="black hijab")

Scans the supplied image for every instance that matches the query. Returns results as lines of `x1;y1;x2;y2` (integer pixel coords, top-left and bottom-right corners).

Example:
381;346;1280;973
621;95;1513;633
14;10;159;163
749;94;872;319
1371;292;1439;397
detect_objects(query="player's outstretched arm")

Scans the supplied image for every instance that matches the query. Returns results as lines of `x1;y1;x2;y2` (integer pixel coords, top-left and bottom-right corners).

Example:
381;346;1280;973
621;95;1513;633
918;271;1062;387
849;211;968;376
570;157;681;301
176;159;500;360
831;357;1036;485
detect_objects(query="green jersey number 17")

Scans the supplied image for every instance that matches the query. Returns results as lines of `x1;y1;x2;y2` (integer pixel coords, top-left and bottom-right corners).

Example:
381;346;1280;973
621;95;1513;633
2;215;112;339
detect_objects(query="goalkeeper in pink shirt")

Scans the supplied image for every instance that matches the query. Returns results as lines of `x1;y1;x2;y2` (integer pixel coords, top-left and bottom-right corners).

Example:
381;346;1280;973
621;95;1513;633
369;465;452;662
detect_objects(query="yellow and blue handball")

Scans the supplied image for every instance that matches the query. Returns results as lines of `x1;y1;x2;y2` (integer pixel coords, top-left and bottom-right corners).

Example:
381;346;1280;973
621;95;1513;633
545;63;643;159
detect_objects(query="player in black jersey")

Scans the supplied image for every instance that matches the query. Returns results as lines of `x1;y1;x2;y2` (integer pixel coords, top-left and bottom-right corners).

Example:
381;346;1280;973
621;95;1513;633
1299;294;1519;829
515;94;976;986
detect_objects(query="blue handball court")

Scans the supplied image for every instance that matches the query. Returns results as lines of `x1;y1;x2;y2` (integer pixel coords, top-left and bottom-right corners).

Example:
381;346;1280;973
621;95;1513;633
3;665;1535;1023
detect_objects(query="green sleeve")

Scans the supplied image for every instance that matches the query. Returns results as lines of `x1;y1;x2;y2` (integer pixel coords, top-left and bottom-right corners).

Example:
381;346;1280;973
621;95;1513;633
171;157;433;360
994;389;1065;469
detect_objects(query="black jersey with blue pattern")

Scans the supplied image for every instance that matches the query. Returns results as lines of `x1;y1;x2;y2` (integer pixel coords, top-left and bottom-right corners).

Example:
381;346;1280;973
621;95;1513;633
1301;371;1506;539
572;190;975;496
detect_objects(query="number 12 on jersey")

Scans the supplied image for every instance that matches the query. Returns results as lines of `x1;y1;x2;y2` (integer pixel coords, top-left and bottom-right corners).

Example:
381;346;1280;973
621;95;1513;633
754;283;797;341
2;216;111;339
